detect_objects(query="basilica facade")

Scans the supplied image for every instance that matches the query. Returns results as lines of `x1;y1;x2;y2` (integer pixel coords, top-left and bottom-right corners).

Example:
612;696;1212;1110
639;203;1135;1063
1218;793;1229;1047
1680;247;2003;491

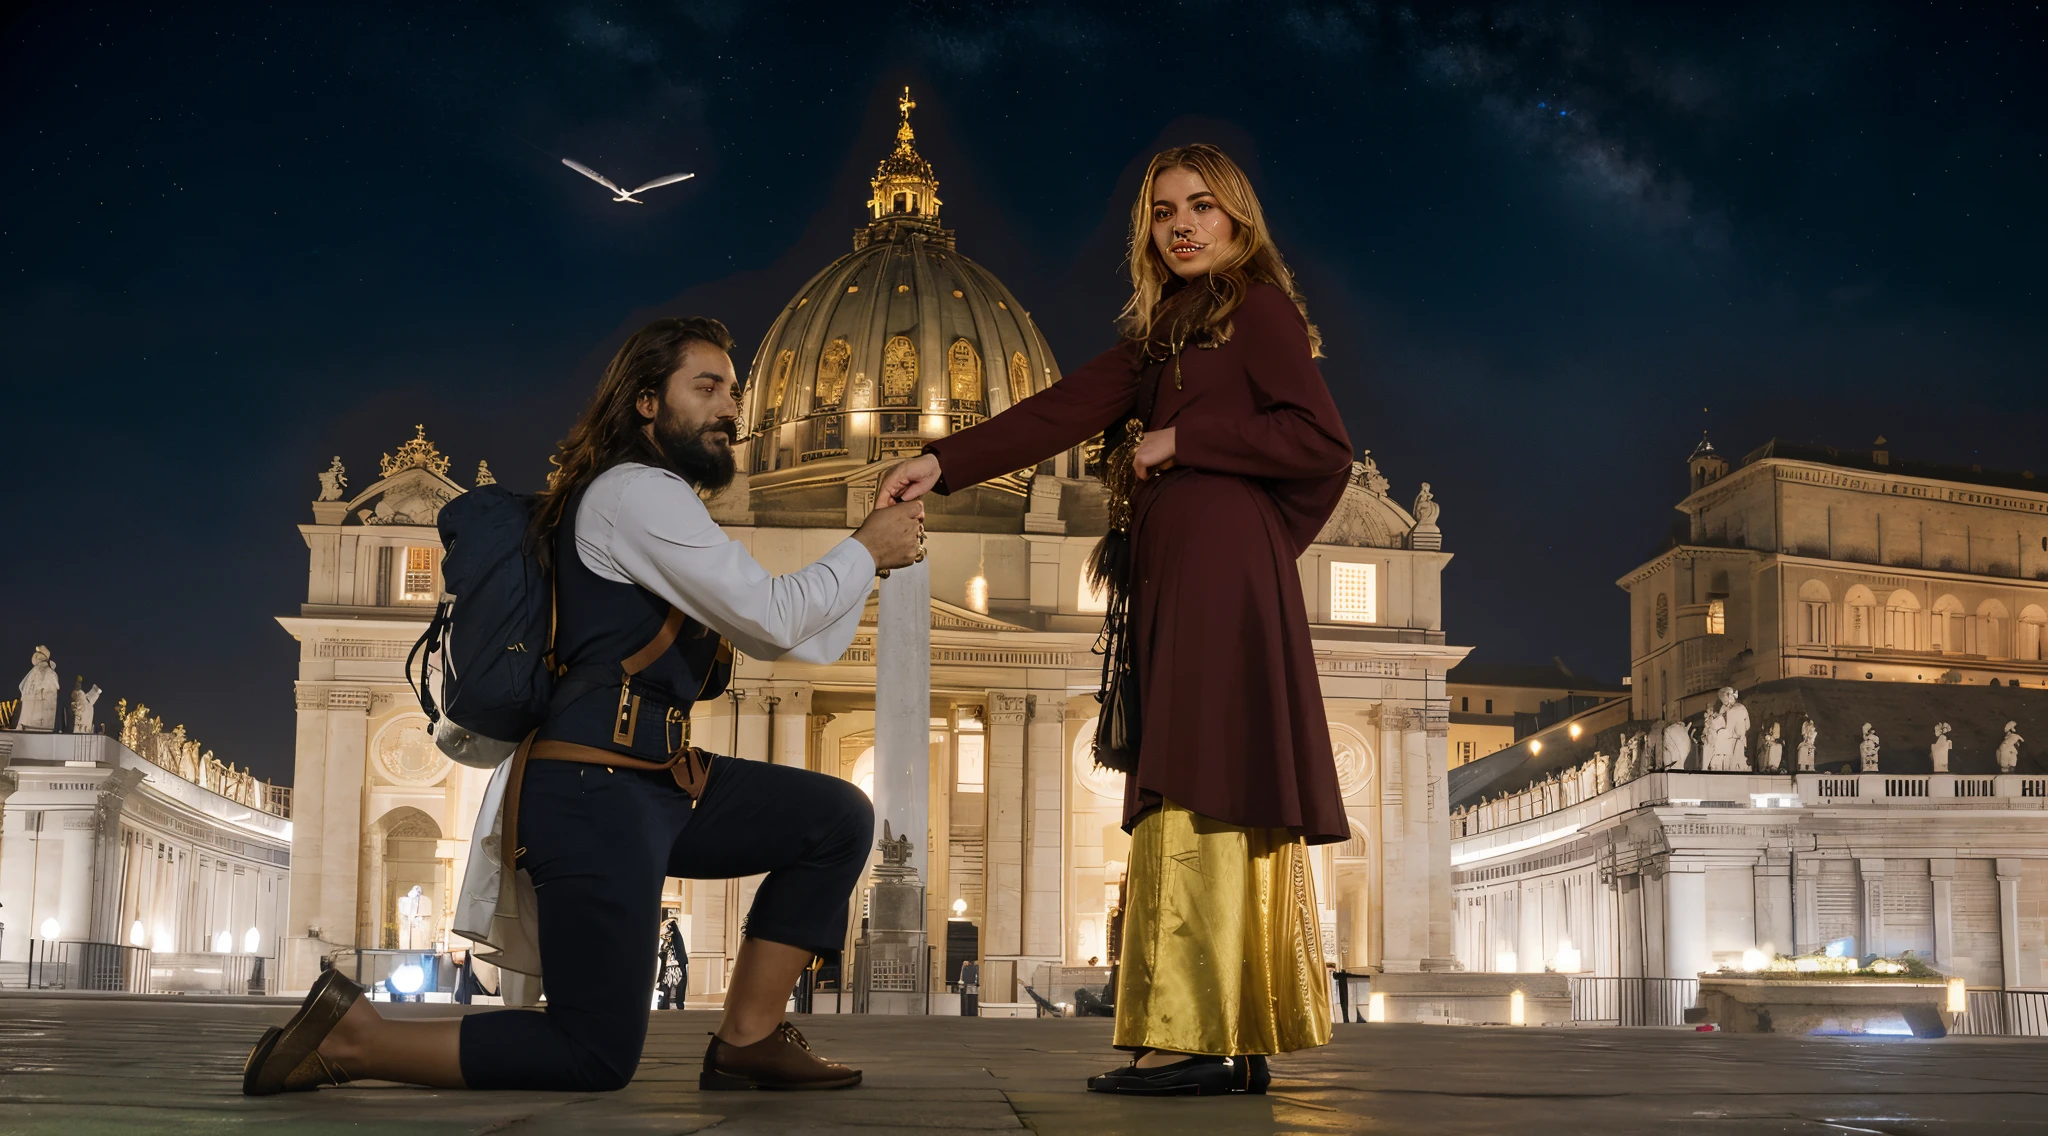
278;93;1465;1002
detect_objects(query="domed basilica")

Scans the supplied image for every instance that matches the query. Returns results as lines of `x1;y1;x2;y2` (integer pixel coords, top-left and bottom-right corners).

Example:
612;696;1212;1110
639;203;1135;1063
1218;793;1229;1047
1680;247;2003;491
727;89;1083;532
276;91;1469;1011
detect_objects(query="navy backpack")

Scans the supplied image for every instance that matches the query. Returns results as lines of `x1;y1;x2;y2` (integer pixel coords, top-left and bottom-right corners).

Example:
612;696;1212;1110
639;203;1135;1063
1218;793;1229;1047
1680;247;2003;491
408;486;553;767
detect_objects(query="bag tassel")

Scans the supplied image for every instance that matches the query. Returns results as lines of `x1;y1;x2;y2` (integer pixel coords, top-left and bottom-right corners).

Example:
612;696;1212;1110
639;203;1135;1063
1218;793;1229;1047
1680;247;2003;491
1087;416;1148;776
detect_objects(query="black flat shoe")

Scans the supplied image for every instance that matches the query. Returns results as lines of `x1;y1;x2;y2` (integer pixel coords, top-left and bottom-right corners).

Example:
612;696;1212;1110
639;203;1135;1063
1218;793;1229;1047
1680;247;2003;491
1085;1054;1232;1096
1230;1054;1270;1094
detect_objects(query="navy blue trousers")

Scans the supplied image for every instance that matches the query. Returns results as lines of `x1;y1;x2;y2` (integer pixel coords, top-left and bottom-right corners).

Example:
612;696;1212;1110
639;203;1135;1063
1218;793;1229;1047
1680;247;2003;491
458;754;874;1091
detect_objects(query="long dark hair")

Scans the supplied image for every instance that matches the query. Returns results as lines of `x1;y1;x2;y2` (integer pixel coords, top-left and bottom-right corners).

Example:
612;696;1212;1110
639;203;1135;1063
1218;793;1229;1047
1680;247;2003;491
527;316;736;572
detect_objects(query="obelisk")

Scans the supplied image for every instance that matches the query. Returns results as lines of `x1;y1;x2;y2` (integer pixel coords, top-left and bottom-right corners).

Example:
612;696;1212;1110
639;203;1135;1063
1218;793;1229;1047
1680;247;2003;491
866;559;931;1012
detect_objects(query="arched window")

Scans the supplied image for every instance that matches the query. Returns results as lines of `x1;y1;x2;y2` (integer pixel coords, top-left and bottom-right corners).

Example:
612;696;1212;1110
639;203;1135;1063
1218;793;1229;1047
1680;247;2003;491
1844;585;1877;647
1931;594;1965;653
1009;351;1032;405
760;349;794;429
947;338;981;404
1977;598;2010;658
1797;580;1833;645
2019;605;2047;662
1883;589;1920;651
814;339;850;409
881;336;918;406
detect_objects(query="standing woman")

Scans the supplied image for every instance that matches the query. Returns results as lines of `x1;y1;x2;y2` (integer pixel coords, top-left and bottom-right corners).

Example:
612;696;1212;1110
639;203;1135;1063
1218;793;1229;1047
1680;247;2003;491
879;144;1353;1096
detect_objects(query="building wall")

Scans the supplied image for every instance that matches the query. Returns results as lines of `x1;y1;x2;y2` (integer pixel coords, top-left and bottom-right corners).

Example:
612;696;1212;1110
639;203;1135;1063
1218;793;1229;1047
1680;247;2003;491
1452;769;2048;990
1624;459;2048;724
0;732;290;972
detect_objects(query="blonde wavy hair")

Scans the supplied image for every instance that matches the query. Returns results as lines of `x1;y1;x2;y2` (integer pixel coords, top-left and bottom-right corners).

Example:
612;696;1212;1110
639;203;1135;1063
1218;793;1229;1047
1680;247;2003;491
1116;143;1321;358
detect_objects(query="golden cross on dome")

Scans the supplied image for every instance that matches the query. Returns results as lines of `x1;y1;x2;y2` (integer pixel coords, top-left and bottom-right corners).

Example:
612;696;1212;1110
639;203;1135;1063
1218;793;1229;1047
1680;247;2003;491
897;86;917;144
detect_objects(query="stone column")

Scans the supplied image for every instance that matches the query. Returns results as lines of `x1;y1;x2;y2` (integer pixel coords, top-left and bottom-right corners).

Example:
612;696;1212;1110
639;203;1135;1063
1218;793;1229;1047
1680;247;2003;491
1378;708;1442;970
875;564;931;876
1617;874;1644;978
1997;858;2022;990
55;811;96;940
1753;853;1793;957
1021;693;1066;984
1517;878;1542;973
869;561;931;1013
284;684;330;989
322;689;370;950
982;692;1028;1003
1930;858;1955;969
1793;855;1821;955
1663;862;1710;980
764;684;812;768
1858;857;1886;958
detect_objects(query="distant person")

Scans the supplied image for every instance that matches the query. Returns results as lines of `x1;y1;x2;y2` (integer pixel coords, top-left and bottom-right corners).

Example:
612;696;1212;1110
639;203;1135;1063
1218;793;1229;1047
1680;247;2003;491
657;918;688;1010
882;143;1348;1098
245;316;924;1096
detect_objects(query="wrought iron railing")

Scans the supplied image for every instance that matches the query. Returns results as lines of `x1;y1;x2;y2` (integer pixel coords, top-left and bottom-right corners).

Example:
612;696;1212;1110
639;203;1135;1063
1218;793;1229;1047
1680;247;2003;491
24;940;151;992
1951;989;2048;1037
1568;977;1698;1026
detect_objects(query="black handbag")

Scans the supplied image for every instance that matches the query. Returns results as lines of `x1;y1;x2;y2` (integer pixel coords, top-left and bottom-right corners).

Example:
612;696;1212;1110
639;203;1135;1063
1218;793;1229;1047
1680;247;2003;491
1089;353;1174;775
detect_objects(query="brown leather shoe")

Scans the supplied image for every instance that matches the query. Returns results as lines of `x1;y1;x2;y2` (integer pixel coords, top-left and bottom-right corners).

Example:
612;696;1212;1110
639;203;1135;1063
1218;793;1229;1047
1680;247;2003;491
700;1022;861;1091
243;969;364;1096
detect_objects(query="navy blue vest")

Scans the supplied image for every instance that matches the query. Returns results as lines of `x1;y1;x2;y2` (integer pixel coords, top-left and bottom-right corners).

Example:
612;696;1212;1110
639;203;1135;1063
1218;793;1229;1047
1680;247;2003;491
537;483;728;761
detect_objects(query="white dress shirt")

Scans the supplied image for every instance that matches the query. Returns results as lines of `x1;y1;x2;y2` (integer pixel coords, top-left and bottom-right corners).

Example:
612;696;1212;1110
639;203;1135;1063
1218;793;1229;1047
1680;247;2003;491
574;462;874;665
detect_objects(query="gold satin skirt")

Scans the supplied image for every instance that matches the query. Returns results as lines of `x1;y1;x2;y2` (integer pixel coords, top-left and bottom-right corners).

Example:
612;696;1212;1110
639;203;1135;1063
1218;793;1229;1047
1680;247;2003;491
1112;800;1332;1055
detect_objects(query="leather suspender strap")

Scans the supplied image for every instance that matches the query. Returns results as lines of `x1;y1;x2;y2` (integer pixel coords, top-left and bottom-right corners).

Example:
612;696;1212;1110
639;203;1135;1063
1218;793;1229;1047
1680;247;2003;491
622;607;685;676
503;736;712;884
531;739;712;800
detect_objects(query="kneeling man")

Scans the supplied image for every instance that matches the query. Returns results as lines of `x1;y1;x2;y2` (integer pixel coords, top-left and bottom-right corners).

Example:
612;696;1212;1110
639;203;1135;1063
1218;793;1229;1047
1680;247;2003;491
245;316;923;1095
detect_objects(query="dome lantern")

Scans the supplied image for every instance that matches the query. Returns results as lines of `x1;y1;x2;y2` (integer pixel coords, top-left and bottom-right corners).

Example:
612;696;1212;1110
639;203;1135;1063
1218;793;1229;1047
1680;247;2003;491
867;87;942;227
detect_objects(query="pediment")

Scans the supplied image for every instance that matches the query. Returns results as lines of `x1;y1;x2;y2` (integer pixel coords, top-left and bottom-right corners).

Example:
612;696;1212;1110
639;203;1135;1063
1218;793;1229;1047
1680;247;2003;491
1315;481;1414;549
859;593;1029;632
347;466;466;527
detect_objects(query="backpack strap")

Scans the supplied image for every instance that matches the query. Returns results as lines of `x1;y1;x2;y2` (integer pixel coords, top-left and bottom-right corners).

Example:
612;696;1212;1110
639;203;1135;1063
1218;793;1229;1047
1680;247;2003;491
622;606;686;676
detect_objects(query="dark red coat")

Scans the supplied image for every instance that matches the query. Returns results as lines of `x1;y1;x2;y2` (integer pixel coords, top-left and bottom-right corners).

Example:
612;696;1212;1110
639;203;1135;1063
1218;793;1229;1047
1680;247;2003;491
927;282;1354;843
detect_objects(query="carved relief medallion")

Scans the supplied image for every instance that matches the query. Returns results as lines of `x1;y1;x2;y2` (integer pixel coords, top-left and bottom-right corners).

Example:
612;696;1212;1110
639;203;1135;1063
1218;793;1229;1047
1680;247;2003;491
1329;723;1376;800
375;715;450;785
1071;716;1125;800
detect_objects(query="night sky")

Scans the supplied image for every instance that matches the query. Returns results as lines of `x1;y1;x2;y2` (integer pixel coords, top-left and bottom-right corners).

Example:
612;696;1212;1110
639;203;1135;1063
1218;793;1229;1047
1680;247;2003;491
6;3;2044;784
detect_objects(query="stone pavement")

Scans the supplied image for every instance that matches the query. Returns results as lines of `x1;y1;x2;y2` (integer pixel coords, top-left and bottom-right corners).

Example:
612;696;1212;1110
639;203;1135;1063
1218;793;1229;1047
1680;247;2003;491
4;993;2048;1135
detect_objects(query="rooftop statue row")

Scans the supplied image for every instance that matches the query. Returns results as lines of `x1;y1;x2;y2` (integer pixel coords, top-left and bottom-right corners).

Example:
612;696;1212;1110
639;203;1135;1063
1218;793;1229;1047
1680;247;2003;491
114;698;283;815
1454;686;2031;838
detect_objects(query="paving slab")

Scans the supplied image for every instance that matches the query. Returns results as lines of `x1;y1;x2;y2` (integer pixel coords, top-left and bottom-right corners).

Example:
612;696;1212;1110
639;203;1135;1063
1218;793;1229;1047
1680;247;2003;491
3;992;2046;1134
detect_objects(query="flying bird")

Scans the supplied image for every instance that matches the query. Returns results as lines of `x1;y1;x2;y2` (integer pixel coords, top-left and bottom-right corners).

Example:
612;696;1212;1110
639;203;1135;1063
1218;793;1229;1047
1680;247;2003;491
561;158;695;204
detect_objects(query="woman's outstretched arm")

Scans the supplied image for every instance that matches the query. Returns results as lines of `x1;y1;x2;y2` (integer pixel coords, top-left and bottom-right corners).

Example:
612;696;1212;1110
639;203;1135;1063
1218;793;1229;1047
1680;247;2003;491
906;340;1141;496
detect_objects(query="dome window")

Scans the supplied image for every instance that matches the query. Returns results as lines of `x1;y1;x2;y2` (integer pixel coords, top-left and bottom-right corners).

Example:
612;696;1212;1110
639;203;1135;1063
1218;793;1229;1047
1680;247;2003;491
881;336;919;407
947;339;984;411
897;284;910;293
814;339;851;410
1008;352;1032;406
757;350;795;430
952;290;964;299
846;285;859;293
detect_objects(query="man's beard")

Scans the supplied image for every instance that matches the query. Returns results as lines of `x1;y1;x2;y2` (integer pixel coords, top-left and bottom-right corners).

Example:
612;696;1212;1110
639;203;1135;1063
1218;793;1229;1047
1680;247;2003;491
652;412;738;493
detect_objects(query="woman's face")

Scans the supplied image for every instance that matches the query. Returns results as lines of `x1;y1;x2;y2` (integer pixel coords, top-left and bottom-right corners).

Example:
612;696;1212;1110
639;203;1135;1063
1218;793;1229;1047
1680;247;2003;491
1149;166;1236;280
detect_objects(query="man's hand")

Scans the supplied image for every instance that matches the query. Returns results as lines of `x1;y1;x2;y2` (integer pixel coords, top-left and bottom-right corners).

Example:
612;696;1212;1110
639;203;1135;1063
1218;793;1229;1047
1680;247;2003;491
1132;426;1177;480
853;500;926;571
878;454;943;503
